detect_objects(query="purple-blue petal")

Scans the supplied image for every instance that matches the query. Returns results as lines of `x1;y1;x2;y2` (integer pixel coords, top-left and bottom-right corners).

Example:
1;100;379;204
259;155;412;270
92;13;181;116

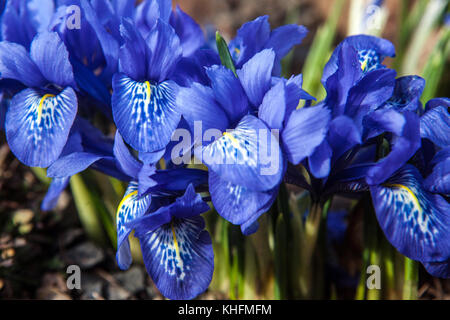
112;73;181;153
423;260;450;279
365;111;421;185
113;130;142;179
258;80;286;130
202;115;283;191
116;181;152;270
230;15;270;68
265;24;308;59
47;152;105;178
209;170;277;229
282;105;330;165
308;140;332;179
176;82;230;136
206;65;249;125
30;32;76;88
145;19;182;82
370;165;450;262
237;49;275;108
41;177;70;211
138;215;214;300
5;87;77;167
324;42;363;117
0;41;46;87
382;76;425;112
322;35;395;84
420;104;450;148
118;17;149;81
169;5;204;57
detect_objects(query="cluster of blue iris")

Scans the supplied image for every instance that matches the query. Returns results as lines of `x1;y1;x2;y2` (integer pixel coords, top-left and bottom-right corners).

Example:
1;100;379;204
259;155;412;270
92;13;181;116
0;0;448;300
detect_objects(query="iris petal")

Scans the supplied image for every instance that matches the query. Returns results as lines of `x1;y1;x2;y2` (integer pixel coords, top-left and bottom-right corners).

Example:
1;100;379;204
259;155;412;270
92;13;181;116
118;17;149;81
282;104;330;165
364;110;421;185
420;104;450;148
201;115;283;191
370;165;450;262
5;87;77;167
145;19;182;82
265;24;308;60
0;41;46;87
30;32;76;88
138;216;214;300
177;82;230;136
169;5;204;57
424;156;450;195
258;80;286;130
322;35;395;84
209;171;277;233
113;130;141;179
382;76;425;112
116;182;151;270
229;15;270;68
237;49;275;108
206;65;248;125
112;73;181;153
47;152;105;178
423;260;450;279
41;177;70;211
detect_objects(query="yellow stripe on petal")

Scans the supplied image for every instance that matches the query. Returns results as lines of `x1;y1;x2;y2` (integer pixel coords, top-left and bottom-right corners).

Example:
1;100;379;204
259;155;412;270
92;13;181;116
145;81;152;101
386;183;422;212
223;131;239;146
361;59;368;71
37;94;55;125
116;190;138;220
171;220;185;278
171;221;180;259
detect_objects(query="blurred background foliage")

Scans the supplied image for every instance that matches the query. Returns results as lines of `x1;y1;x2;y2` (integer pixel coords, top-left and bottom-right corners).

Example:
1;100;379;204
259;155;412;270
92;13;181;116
0;0;449;300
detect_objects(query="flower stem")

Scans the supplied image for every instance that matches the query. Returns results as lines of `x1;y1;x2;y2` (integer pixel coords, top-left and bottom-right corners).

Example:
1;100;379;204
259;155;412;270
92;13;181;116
403;257;418;300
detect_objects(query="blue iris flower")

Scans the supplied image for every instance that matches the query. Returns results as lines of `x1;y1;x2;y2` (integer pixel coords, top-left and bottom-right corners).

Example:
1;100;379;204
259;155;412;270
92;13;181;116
113;129;212;299
285;35;450;270
418;97;450;277
306;35;420;184
111;16;183;154
365;88;450;268
177;49;283;234
111;1;214;155
228;15;308;75
0;31;78;168
126;184;213;300
177;48;328;234
1;0;448;296
364;96;450;271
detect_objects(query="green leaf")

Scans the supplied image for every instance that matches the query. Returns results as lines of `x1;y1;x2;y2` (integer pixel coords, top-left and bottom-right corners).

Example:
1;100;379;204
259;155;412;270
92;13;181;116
274;214;288;299
70;174;108;246
400;0;447;75
300;0;345;103
403;257;418;300
395;0;430;68
420;27;450;104
216;31;237;76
